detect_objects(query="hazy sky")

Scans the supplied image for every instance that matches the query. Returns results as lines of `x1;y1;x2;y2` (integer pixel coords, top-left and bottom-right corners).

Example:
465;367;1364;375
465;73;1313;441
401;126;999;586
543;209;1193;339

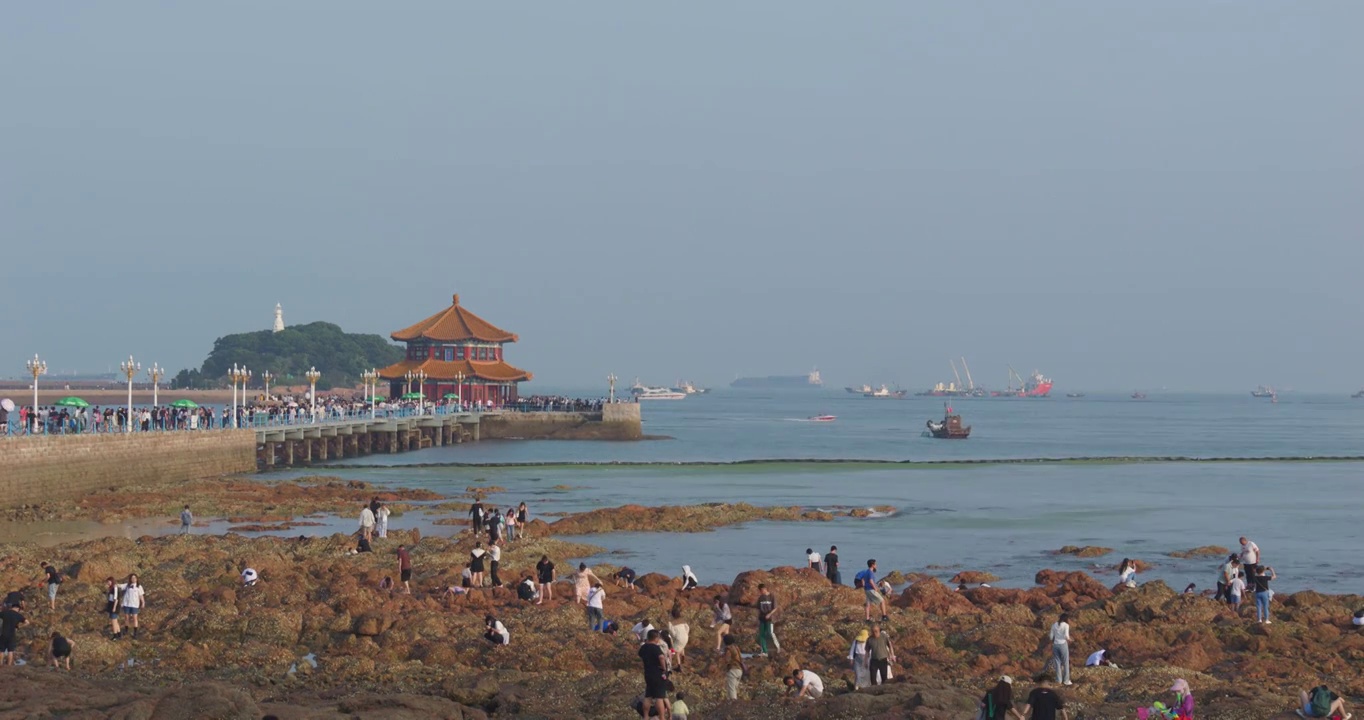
3;2;1361;392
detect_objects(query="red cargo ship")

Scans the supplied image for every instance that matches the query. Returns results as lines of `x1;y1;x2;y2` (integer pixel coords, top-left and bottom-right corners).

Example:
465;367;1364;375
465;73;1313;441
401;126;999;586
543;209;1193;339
990;368;1053;398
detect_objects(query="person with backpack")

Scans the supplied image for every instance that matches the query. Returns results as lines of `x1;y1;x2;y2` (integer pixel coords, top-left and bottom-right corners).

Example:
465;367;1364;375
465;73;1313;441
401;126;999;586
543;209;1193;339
980;676;1025;720
1299;685;1348;719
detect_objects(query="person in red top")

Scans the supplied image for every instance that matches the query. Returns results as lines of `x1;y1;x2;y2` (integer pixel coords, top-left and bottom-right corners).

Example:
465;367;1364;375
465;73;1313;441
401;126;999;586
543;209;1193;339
396;545;413;595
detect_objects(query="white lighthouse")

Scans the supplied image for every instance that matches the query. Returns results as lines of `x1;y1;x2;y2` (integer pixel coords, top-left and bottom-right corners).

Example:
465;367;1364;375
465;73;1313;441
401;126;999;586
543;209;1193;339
273;303;285;333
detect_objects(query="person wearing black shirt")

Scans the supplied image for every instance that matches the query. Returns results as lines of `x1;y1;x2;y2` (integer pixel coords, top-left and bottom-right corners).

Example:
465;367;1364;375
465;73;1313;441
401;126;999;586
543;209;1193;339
825;546;841;585
3;590;24;610
0;606;25;666
1021;673;1068;720
638;630;669;720
536;555;556;604
756;584;780;655
469;501;484;534
616;567;637;589
50;631;74;670
1252;566;1277;624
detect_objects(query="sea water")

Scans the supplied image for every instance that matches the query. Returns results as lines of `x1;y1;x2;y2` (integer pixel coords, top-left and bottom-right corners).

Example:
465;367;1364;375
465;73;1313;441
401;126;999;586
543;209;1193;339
299;391;1364;593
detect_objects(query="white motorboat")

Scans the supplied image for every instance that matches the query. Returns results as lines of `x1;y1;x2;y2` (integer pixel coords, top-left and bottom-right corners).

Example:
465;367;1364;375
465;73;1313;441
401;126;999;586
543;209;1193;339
635;387;687;400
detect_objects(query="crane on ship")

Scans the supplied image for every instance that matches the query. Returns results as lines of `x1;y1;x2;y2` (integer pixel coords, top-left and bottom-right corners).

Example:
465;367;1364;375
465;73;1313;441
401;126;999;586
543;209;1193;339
950;359;964;393
960;356;976;392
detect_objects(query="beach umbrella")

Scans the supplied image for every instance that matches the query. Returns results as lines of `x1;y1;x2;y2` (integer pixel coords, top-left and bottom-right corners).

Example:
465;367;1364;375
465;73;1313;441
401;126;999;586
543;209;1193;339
400;392;424;400
54;397;90;408
0;399;13;412
170;399;199;409
443;393;461;400
368;396;387;403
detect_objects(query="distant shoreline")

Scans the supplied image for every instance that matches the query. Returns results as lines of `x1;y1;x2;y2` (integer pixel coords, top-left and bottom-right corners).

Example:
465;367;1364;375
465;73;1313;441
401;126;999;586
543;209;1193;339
307;454;1364;470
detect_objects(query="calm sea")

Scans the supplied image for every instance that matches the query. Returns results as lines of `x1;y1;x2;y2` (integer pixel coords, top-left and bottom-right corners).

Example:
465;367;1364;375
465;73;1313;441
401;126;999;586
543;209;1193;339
300;391;1364;593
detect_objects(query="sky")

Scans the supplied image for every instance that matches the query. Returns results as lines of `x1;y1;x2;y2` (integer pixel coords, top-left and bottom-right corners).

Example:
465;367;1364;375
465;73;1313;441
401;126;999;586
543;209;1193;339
2;2;1361;392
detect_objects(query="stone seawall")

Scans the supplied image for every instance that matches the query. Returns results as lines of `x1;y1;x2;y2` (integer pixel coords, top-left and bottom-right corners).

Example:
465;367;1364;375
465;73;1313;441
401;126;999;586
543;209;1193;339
482;404;643;441
0;431;257;506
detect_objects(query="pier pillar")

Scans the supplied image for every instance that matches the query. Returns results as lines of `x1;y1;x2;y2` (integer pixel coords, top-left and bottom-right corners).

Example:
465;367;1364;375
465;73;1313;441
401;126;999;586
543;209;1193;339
316;438;328;462
264;442;276;470
389;432;398;453
284;440;295;467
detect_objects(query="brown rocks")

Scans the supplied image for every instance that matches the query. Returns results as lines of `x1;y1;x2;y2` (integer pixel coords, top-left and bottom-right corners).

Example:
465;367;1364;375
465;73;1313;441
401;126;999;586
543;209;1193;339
892;578;980;616
1053;545;1113;558
1168;545;1231;559
548;503;833;535
728;569;776;605
949;570;999;584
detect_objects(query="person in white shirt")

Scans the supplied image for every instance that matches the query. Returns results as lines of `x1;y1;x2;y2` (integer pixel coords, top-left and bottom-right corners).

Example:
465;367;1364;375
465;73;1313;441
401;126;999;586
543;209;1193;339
1229;571;1247;612
586;582;606;630
632;619;655;644
806;548;822;573
120;574;146;639
375;504;390;539
1048;613;1073;685
1239;537;1262;575
1085;648;1118;668
483;615;509;645
241;568;258;587
790;667;824;699
1118;558;1138;588
359;504;376;542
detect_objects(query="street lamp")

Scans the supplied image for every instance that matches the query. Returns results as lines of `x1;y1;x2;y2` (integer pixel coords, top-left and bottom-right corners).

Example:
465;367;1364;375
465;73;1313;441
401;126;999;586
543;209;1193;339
228;364;251;429
412;369;428;414
607;373;617;404
305;367;321;422
25;354;47;425
261;370;274;401
454;370;466;410
147;363;164;409
403;370;415;398
360;368;378;419
120;355;140;433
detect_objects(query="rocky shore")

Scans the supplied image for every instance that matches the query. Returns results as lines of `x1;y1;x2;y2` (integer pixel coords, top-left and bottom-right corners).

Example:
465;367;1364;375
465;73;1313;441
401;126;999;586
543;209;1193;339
0;515;1359;719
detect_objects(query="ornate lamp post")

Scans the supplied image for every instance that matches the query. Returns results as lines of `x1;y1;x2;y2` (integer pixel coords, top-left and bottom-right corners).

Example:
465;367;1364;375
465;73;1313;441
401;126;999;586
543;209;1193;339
261;370;274;401
120;355;140;432
147;363;164;409
305;367;321;421
607;373;617;404
454;371;466;409
25;354;47;426
228;364;250;428
361;369;378;419
412;369;428;414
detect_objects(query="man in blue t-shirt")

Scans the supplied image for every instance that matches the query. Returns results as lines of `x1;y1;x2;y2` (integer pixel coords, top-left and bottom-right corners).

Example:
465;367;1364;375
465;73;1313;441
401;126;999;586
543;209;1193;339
855;559;889;622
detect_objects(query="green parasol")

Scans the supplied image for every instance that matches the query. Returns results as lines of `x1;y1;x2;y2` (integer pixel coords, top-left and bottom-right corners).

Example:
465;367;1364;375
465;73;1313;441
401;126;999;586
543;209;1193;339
54;397;90;408
400;392;424;400
170;399;200;409
368;396;387;403
443;393;461;400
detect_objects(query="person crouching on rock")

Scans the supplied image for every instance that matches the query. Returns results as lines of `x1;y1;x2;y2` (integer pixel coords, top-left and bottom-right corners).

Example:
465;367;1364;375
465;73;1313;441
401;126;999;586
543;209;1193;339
517;575;539;603
616;567;637;590
711;595;732;652
789;667;824;699
484;614;509;645
49;631;74;671
681;566;699;591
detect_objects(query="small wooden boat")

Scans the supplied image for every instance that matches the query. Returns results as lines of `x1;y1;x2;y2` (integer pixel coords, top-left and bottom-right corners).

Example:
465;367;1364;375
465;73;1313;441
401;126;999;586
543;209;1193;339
926;406;970;439
808;415;837;422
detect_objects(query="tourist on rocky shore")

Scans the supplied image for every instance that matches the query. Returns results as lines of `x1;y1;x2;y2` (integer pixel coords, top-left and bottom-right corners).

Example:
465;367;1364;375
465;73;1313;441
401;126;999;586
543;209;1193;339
1118;558;1138;588
504;507;517;541
573;563;601;603
788;666;824;699
1252;565;1277;624
396;545;412;594
1215;555;1239;602
536;555;555;604
469;543;487;588
1021;672;1068;720
180;505;193;534
1165;678;1195;718
826;545;841;585
616;567;637;590
0;601;25;665
632;618;655;644
848;627;870;689
376;503;390;539
722;634;746;700
667;607;690;671
516;575;538;602
867;622;895;686
711;595;732;652
681;566;699;592
484;614;509;645
49;631;73;670
517;501;529;538
638;629;670;720
488;543;501;588
586;582;605;630
1084;648;1117;668
806;548;822;572
359;503;375;542
120;574;146;639
103;577;122;639
39;561;62;610
855;559;889;622
1300;684;1349;719
241;568;258;587
487;508;503;546
469;500;484;534
1046;613;1073;686
1229;571;1246;613
670;691;689;720
980;676;1025;720
756;583;780;655
1239;536;1262;577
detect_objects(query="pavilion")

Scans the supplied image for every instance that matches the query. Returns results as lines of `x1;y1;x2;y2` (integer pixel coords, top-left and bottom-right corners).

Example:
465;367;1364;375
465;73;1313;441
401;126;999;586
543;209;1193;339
378;294;532;405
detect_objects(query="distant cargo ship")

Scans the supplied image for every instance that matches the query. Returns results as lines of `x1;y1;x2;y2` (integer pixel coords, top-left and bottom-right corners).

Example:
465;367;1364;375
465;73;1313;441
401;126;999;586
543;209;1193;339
1250;385;1276;398
731;368;823;389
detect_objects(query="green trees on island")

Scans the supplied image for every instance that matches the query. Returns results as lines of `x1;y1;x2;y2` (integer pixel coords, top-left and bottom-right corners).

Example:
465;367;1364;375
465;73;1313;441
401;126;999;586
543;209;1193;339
172;322;402;391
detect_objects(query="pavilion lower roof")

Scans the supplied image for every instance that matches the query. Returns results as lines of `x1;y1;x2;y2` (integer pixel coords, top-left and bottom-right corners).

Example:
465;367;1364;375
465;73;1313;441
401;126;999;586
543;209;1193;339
377;358;532;383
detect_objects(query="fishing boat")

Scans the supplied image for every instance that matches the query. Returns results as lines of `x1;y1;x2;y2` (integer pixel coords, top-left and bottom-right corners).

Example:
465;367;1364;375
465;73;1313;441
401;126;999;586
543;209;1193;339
808;414;837;422
1251;385;1276;398
925;405;970;439
1131;391;1147;400
1353;389;1364;399
845;384;873;394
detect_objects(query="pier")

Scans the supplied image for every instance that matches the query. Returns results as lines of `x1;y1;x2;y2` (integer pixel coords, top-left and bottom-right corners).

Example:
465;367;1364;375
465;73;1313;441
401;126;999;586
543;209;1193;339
254;412;481;469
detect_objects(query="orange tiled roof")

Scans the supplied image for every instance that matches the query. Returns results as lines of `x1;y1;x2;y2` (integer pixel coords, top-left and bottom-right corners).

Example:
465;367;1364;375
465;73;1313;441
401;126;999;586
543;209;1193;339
391;294;518;343
378;358;532;383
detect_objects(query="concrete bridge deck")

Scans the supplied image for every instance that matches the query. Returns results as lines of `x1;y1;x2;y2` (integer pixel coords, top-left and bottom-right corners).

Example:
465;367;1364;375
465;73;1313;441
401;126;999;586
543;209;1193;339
254;412;484;469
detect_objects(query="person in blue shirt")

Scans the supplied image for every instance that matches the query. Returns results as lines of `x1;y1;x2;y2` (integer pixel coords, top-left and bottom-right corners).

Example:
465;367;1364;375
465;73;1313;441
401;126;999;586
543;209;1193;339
855;559;889;622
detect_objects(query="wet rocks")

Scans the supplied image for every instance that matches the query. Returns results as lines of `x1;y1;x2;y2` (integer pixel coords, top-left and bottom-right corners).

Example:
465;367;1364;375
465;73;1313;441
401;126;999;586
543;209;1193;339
949;570;999;584
1168;545;1231;559
548;503;834;535
1053;545;1114;558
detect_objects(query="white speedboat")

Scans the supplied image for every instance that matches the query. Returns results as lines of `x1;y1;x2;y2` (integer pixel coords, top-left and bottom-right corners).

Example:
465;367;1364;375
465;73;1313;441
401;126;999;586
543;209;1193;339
635;387;687;400
672;380;709;395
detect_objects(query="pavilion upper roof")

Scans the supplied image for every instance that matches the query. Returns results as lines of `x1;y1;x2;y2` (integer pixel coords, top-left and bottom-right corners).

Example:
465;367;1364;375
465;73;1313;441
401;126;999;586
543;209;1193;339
391;294;518;344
